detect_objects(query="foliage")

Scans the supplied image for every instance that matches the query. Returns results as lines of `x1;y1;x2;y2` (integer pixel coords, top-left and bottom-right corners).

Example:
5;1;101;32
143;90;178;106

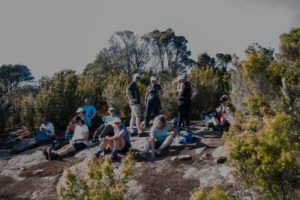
35;70;79;132
279;28;300;62
0;64;34;94
226;113;298;200
188;67;229;117
144;28;195;73
160;81;178;119
60;153;135;200
102;74;131;117
190;185;234;200
20;93;37;133
197;52;216;68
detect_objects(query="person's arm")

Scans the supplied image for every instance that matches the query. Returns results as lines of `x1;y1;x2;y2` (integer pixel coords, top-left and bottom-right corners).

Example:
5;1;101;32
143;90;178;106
90;106;96;119
108;129;126;141
177;83;185;99
144;87;149;105
191;84;197;99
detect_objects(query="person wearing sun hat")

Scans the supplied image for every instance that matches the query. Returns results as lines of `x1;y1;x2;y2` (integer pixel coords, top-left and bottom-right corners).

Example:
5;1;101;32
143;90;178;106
175;73;197;131
144;76;162;128
94;117;131;160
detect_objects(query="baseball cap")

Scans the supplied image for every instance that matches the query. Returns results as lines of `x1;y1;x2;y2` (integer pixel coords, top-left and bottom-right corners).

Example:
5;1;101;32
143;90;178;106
108;106;115;111
113;118;122;124
76;107;84;113
150;76;157;81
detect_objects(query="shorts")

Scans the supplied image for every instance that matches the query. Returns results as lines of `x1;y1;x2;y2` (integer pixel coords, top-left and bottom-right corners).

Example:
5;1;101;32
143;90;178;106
130;104;141;117
73;142;87;151
118;142;131;154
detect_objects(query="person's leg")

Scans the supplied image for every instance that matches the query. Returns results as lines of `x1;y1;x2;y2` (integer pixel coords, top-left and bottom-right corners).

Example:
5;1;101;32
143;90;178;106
177;101;185;131
111;138;125;159
129;105;136;133
157;135;174;155
134;104;142;134
95;139;113;157
184;100;191;129
52;144;76;157
144;100;153;127
153;99;160;119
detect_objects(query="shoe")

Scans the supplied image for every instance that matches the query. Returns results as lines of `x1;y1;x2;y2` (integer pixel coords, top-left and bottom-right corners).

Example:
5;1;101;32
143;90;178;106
134;152;148;161
43;148;49;160
156;149;163;156
111;154;121;162
94;150;102;158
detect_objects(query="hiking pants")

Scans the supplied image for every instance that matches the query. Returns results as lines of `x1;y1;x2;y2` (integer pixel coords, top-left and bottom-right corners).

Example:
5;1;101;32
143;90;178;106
144;98;160;126
177;99;191;130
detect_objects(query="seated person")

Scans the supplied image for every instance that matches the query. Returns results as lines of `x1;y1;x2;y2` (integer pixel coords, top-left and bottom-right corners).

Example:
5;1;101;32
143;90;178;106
35;117;55;143
211;95;230;129
93;106;119;142
94;118;131;161
43;116;89;160
136;115;175;160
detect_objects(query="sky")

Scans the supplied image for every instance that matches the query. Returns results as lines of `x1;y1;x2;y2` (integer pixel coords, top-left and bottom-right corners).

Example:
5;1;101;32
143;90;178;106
0;0;299;79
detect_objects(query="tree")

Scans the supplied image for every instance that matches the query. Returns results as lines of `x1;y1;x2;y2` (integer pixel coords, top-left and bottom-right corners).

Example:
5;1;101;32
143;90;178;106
35;70;79;131
0;64;34;93
216;53;232;72
196;52;215;68
279;28;300;62
108;30;151;76
144;28;195;73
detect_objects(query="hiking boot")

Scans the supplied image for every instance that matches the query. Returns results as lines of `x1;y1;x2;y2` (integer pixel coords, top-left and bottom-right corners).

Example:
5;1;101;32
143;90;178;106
111;154;121;162
42;148;49;160
94;150;102;158
134;152;148;161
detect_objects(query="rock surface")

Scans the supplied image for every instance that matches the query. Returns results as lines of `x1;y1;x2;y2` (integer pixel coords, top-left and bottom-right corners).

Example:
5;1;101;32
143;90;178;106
0;122;239;200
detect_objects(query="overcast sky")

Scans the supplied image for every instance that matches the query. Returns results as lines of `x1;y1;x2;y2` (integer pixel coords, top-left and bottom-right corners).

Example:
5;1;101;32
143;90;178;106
0;0;299;79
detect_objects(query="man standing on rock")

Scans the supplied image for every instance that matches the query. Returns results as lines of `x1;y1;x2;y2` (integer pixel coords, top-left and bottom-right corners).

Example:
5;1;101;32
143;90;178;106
176;74;197;131
127;73;143;136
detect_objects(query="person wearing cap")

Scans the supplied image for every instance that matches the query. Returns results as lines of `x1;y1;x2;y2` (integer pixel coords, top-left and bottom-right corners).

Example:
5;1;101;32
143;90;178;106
126;73;143;135
43;116;89;160
94;117;131;160
82;98;97;127
92;106;118;142
176;74;197;131
76;107;91;128
144;76;162;128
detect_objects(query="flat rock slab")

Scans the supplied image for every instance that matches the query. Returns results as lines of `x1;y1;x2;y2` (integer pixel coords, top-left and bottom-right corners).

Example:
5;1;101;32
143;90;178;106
212;146;226;159
171;155;192;161
183;164;235;188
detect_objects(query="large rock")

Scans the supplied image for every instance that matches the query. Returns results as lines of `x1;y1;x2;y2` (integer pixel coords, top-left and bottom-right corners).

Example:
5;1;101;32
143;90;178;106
183;164;235;188
212;146;227;164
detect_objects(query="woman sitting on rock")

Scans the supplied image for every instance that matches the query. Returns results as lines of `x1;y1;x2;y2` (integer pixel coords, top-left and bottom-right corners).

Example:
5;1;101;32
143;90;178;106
43;116;89;160
211;95;230;130
136;115;175;160
94;118;131;161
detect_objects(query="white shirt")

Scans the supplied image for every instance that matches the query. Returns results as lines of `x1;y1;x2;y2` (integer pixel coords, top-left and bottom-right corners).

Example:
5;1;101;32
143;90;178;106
40;122;55;136
72;125;89;145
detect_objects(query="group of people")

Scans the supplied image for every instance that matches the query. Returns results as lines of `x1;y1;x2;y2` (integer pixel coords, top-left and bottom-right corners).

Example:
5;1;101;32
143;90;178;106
41;73;229;161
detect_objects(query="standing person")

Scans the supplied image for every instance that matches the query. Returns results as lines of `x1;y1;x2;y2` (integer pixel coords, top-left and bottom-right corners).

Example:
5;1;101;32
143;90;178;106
82;98;97;127
44;116;89;160
144;76;162;129
176;74;197;131
126;73;143;136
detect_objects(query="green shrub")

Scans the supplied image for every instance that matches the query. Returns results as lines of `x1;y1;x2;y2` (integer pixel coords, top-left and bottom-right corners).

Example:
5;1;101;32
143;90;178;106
35;70;80;132
60;153;135;200
20;93;37;134
190;185;234;200
226;113;298;200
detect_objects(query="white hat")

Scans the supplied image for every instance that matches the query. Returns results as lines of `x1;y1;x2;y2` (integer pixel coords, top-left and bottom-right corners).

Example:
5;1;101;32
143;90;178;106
76;107;84;113
108;106;115;111
113;118;122;124
150;76;157;81
133;73;140;79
